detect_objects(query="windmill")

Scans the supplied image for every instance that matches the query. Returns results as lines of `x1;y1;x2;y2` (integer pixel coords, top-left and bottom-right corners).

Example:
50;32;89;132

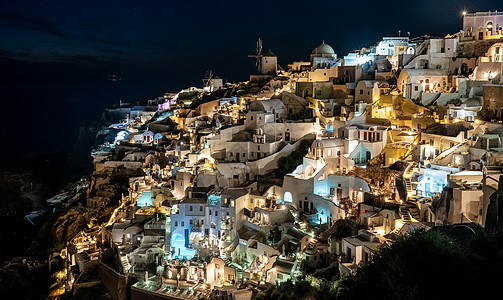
202;70;214;91
248;38;263;73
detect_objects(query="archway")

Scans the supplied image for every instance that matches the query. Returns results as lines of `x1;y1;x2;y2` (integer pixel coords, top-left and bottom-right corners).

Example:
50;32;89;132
284;191;293;202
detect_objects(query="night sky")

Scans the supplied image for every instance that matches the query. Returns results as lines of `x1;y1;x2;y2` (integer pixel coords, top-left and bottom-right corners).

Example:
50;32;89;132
0;0;501;160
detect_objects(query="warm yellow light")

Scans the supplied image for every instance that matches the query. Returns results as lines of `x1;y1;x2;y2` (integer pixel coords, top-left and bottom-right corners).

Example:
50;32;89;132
462;11;467;16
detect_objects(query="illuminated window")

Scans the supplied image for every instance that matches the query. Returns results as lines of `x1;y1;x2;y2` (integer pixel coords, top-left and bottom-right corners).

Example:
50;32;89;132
284;192;293;202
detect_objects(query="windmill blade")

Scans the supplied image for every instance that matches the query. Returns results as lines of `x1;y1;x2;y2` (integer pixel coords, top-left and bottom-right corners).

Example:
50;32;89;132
256;38;263;70
256;38;262;54
203;70;213;88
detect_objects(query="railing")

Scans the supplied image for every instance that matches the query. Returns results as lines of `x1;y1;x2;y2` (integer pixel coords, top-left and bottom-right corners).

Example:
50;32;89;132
465;11;503;17
190;226;202;232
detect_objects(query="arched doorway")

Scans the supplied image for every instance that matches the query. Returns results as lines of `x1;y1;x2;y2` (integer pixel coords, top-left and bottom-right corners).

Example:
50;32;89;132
284;191;293;202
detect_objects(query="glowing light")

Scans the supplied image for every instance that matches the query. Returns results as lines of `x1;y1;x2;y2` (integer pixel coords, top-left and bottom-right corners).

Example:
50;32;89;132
462;11;467;16
284;192;293;202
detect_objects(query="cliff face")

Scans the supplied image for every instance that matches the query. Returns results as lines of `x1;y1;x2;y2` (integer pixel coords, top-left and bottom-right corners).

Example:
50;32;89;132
52;207;90;244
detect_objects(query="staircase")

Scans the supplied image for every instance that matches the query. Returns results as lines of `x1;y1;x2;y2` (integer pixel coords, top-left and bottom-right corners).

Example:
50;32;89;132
404;162;417;201
400;161;422;224
221;251;232;265
400;206;411;224
409;205;421;221
306;239;317;251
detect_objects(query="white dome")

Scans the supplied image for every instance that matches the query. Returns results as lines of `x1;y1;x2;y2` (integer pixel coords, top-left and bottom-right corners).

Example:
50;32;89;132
312;43;335;55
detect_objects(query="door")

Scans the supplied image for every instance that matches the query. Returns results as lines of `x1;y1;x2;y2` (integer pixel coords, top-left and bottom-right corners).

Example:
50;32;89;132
337;188;342;201
366;151;371;163
285;131;290;142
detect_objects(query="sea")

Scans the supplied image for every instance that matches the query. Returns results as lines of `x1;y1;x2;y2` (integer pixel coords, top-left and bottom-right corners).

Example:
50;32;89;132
0;80;177;162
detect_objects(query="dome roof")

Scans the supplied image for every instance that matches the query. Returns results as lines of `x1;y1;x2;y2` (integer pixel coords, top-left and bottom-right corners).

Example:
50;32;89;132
312;43;335;55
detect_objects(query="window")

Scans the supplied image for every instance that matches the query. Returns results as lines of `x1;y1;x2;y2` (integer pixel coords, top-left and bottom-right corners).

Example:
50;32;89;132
215;211;218;217
258;145;261;151
190;206;193;211
189;219;193;225
174;221;178;226
360;90;363;95
251;115;253;121
233;174;239;179
278;273;283;280
181;221;184;227
415;86;418;91
209;210;212;216
200;206;203;211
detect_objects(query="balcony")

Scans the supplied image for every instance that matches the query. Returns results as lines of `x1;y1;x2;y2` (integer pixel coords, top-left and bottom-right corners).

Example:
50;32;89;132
190;225;202;233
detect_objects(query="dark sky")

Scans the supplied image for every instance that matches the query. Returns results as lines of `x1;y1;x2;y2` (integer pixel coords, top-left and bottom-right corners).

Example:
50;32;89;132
0;0;501;161
2;0;501;87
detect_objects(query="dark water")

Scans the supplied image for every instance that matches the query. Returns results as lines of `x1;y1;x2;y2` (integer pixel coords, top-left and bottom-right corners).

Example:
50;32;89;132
0;80;171;162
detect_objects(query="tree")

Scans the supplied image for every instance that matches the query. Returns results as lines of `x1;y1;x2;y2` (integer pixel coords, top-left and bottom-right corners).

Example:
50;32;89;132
337;229;497;300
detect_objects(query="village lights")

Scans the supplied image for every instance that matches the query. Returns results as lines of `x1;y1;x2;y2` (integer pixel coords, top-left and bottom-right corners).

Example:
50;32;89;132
462;11;467;16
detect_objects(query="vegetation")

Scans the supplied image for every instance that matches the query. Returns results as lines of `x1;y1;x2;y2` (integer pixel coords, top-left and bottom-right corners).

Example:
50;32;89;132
257;229;503;300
